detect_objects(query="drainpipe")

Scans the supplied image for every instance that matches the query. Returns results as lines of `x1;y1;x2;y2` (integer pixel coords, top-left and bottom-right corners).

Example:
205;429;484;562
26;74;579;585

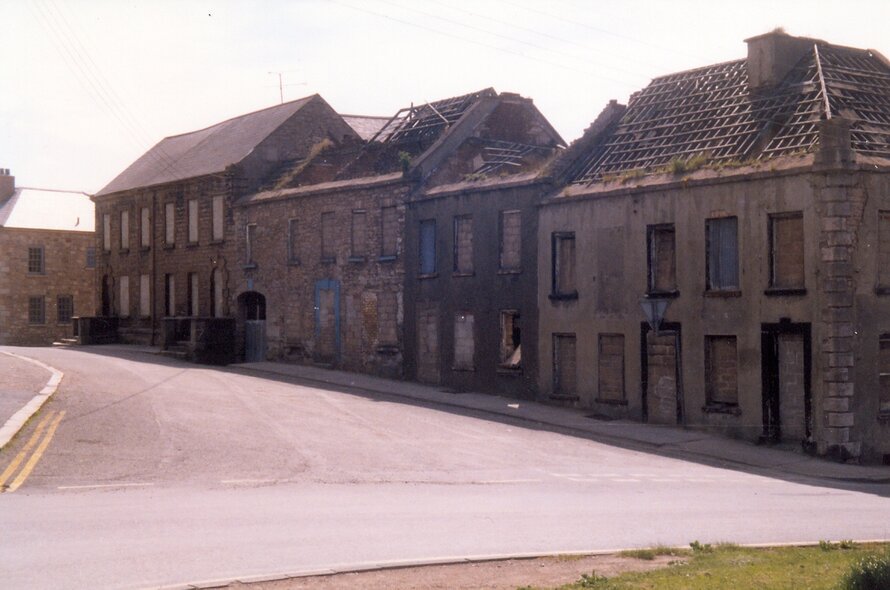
151;190;158;346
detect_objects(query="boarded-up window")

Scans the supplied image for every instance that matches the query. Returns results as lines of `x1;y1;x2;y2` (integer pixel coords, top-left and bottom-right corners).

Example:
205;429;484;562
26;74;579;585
139;274;150;317
188;199;199;243
188;272;199;316
553;333;577;396
419;219;436;275
381;206;398;258
648;224;676;293
212;195;224;241
28;296;45;324
453;215;473;274
141;207;150;248
878;212;890;289
57;295;73;324
120;210;129;250
552;232;577;297
598;334;625;402
880;335;890;414
165;274;175;317
103;213;111;251
351;210;367;258
321;212;335;261
770;212;804;289
211;268;223;318
378;292;399;346
245;223;257;265
500;310;521;369
500;210;521;271
287;218;299;264
706;335;738;405
453;312;474;370
706;217;739;291
165;202;175;245
119;275;130;318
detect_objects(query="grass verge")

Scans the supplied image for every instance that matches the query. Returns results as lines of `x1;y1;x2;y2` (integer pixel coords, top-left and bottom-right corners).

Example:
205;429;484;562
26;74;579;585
533;542;890;590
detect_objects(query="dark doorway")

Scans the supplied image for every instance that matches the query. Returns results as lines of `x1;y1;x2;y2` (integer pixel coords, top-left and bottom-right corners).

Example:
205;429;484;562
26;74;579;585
641;323;683;425
101;275;112;317
238;291;266;362
761;322;812;444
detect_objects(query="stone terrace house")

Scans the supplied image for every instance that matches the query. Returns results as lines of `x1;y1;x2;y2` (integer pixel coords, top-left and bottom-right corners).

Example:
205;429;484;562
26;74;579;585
0;169;95;345
538;31;890;463
91;95;360;358
234;89;562;380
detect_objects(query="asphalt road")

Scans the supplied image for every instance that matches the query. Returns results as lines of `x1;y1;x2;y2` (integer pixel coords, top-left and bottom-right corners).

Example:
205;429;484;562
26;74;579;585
2;346;889;590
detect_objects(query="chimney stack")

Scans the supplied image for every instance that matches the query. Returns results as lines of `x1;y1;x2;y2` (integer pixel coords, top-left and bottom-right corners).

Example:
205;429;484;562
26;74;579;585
745;30;819;91
0;168;14;200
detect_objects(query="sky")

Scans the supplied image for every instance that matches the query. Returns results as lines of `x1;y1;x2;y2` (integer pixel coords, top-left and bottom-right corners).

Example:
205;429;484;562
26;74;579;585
2;0;889;194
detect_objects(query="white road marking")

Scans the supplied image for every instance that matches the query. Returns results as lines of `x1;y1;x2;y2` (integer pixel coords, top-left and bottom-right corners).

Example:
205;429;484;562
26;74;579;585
57;483;154;490
479;479;542;484
220;479;277;484
613;478;640;482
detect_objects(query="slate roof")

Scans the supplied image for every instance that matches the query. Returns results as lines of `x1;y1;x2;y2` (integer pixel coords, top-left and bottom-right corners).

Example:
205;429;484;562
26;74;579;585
0;188;94;232
571;40;890;183
97;95;317;196
341;114;390;141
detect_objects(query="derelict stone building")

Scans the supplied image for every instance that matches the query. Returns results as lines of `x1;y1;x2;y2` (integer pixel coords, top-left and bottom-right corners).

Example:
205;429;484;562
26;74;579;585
538;31;890;462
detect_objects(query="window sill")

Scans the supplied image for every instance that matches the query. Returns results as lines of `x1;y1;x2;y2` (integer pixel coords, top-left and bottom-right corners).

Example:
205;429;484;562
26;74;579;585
186;242;200;249
703;289;741;298
321;256;336;265
877;411;890;422
243;263;258;270
595;397;628;406
140;246;150;253
27;272;46;276
119;248;130;255
452;271;475;278
376;344;400;355
645;289;679;299
378;255;397;263
702;403;741;416
498;268;521;275
209;239;225;245
549;291;578;302
287;259;301;267
348;256;367;264
163;244;175;250
419;272;439;280
765;287;806;297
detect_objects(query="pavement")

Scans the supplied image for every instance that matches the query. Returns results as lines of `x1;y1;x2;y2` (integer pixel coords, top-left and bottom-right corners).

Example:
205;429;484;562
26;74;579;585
0;350;63;450
2;343;889;484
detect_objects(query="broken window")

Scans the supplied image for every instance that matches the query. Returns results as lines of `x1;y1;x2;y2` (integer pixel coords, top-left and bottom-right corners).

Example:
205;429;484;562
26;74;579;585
119;275;130;318
212;195;224;241
57;295;73;324
499;210;522;272
880;335;890;414
139;274;150;318
419;219;437;276
380;206;398;258
287;218;299;264
321;211;335;262
706;217;739;291
120;210;129;250
28;246;44;274
165;202;175;246
103;213;111;251
453;312;475;370
141;207;150;248
769;212;804;290
553;333;577;396
28;296;45;325
878;211;890;291
598;334;625;402
705;335;738;406
647;224;676;294
245;223;257;266
499;310;521;370
188;199;199;244
551;232;577;298
351;209;368;259
453;215;473;274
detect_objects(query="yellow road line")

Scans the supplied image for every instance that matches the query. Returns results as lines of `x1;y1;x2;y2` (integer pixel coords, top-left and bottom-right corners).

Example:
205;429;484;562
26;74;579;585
0;412;55;489
7;411;66;493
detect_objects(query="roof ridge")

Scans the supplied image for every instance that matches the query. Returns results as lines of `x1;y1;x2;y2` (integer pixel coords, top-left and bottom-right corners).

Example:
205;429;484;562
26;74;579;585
17;186;89;196
160;94;318;140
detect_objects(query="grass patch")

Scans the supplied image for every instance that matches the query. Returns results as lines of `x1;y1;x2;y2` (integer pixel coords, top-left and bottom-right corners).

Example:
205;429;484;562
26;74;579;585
539;543;890;590
619;546;688;561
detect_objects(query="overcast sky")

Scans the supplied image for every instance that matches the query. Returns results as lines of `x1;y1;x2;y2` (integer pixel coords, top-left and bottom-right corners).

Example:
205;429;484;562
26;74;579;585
3;0;889;194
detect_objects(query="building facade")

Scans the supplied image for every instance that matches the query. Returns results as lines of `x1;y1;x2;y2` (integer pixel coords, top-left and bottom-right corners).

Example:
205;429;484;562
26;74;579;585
0;169;95;345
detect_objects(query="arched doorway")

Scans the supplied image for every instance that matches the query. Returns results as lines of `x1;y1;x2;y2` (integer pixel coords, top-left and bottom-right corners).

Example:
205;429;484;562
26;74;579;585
238;291;266;362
